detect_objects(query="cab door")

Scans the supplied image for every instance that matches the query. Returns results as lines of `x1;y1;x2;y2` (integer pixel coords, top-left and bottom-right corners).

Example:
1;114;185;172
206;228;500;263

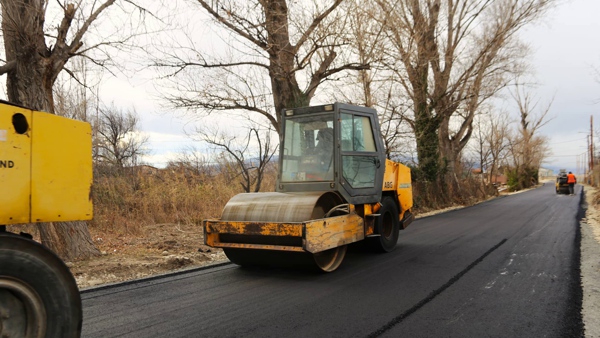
338;109;385;204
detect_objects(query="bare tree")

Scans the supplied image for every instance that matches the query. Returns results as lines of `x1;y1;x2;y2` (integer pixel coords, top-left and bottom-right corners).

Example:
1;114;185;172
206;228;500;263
471;108;511;184
328;0;415;160
472;112;493;177
198;125;278;193
506;84;552;190
95;104;148;168
376;0;554;181
53;55;104;125
0;0;148;259
167;146;212;176
155;0;368;134
486;112;512;184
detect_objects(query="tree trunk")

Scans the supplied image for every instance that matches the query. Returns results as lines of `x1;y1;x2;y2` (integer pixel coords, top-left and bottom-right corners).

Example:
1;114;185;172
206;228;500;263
1;0;53;112
1;0;100;260
414;110;440;182
412;67;440;181
263;0;310;132
39;221;100;261
438;115;464;177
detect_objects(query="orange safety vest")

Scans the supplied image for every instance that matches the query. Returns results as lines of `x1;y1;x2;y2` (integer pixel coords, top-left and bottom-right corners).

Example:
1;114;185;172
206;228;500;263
567;173;576;184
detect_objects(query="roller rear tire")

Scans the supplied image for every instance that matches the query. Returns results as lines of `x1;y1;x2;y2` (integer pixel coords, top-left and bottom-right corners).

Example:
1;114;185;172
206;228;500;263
0;233;82;338
367;196;400;253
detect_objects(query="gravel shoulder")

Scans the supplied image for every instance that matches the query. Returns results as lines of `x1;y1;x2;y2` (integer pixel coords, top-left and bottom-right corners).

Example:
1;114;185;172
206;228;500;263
581;185;600;338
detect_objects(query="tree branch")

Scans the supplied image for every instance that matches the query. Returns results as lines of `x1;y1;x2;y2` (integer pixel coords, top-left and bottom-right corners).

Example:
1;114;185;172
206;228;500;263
69;0;117;54
197;0;268;50
0;60;16;75
293;0;343;53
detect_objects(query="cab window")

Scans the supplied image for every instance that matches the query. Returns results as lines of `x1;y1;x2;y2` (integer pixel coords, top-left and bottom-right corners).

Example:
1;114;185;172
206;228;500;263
341;113;377;188
281;113;334;182
340;114;376;152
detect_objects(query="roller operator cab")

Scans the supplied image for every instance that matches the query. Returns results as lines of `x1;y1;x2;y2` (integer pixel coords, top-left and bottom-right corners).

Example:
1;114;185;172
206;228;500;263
278;103;386;204
203;103;414;272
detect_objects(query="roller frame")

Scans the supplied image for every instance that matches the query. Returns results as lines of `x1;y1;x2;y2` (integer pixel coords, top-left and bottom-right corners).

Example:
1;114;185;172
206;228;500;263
204;211;365;254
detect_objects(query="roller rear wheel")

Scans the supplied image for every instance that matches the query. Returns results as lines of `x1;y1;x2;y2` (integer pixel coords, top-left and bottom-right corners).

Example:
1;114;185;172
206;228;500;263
0;233;82;338
367;196;400;253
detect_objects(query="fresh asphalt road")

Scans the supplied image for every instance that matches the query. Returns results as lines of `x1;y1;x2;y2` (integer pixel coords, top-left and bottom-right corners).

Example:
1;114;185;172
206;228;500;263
81;183;583;337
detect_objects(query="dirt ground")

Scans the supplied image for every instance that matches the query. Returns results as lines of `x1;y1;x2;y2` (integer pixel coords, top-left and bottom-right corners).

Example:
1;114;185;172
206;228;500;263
68;184;600;336
69;223;228;289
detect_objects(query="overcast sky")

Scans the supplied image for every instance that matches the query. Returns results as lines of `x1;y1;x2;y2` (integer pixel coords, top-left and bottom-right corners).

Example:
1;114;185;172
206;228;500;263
519;0;600;173
100;0;600;173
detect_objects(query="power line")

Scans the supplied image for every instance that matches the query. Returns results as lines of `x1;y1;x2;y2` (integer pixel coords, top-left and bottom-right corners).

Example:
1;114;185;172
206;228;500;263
548;137;588;145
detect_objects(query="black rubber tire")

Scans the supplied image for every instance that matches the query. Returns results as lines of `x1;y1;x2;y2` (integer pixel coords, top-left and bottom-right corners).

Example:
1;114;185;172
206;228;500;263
367;196;400;253
0;233;82;338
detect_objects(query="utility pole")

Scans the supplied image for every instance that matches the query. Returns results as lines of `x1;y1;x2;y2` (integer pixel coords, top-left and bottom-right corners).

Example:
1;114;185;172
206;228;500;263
591;116;594;185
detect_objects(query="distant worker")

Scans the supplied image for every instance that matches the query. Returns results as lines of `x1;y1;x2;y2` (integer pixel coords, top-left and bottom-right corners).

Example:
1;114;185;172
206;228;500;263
567;171;577;195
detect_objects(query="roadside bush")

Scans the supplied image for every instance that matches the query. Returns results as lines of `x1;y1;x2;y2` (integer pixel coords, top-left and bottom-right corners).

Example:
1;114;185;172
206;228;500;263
410;164;495;213
506;166;538;192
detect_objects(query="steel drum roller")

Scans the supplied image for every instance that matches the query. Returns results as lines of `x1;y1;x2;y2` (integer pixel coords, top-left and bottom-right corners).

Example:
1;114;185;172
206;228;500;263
221;191;343;222
220;191;347;271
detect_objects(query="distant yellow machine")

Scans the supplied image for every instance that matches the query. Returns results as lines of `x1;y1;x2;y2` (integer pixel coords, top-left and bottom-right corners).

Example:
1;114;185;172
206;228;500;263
203;103;414;272
555;169;570;194
0;100;92;337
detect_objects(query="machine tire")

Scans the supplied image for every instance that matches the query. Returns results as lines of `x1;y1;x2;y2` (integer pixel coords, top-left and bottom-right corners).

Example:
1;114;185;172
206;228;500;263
0;233;82;338
367;196;400;253
313;245;347;272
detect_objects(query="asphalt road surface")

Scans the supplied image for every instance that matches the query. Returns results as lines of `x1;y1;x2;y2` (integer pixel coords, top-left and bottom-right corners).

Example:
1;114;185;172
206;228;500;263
81;183;583;337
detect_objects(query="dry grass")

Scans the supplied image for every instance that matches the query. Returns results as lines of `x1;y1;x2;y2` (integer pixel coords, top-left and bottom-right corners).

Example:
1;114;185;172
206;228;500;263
90;166;278;237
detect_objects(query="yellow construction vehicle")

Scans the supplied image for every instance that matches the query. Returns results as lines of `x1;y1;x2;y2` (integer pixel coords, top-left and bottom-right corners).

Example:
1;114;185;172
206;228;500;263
555;169;569;194
0;100;92;337
203;103;413;272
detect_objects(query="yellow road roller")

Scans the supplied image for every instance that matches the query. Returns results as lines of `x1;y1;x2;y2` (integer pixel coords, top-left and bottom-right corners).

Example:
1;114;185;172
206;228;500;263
0;100;92;337
203;103;413;272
